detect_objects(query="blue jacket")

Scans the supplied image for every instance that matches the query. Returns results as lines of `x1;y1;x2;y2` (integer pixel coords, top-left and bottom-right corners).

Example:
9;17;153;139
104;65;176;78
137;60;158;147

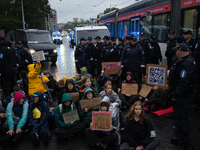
28;91;49;130
6;98;28;130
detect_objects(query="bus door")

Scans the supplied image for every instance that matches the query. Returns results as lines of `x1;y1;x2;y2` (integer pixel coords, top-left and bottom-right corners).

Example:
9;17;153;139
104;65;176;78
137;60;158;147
131;17;140;40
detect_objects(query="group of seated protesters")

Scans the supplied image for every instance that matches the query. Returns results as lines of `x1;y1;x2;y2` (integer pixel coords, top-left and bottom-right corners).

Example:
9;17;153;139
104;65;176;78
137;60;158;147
0;59;173;150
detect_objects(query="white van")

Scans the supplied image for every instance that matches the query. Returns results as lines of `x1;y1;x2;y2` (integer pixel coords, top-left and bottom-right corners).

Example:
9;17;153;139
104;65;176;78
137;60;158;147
74;25;110;45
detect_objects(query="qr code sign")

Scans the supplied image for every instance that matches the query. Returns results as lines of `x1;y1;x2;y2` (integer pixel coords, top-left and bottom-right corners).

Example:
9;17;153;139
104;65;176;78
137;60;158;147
148;66;165;86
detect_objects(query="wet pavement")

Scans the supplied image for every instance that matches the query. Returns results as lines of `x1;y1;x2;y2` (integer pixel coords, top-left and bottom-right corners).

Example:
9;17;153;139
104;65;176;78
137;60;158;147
1;37;200;150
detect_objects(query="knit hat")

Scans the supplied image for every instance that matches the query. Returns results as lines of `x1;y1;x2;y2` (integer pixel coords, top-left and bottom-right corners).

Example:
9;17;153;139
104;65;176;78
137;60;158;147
14;92;25;104
63;77;68;82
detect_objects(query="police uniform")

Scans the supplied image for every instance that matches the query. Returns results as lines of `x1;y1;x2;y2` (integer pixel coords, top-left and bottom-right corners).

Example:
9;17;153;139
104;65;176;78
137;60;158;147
146;34;162;64
75;38;86;73
118;42;124;61
184;30;196;56
169;43;195;149
102;36;112;62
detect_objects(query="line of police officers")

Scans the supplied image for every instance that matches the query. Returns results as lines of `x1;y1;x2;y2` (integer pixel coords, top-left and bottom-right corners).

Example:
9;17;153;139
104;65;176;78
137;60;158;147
75;28;200;150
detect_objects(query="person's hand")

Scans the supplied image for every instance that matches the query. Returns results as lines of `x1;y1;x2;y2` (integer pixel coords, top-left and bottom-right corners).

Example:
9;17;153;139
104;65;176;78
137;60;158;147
109;125;113;131
101;70;104;76
71;121;75;124
16;128;23;134
21;91;25;95
42;79;46;84
125;94;131;97
90;123;93;128
136;146;141;150
84;108;88;112
36;59;40;64
118;88;121;93
140;146;144;150
154;85;159;90
11;92;14;98
7;130;14;136
110;104;113;107
0;113;5;118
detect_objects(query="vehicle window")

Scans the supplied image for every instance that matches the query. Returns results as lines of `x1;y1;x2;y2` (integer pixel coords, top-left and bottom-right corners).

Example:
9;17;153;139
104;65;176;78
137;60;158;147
117;22;123;38
27;33;52;43
53;34;61;37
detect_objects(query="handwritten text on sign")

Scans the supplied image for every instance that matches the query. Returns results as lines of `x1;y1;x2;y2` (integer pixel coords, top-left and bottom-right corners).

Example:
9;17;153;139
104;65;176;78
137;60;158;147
80;97;102;111
122;83;138;95
62;110;80;124
102;62;121;74
31;51;45;61
92;111;112;131
139;84;153;98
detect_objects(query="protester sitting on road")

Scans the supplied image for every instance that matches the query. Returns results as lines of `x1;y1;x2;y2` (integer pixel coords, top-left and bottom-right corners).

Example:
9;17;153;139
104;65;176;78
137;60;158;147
120;101;160;150
118;72;140;109
79;76;99;99
65;79;78;93
85;96;119;149
78;87;98;128
0;92;28;148
27;59;49;97
17;70;28;94
43;70;58;92
28;91;51;146
56;79;67;105
0;101;6;132
54;93;85;140
74;67;88;85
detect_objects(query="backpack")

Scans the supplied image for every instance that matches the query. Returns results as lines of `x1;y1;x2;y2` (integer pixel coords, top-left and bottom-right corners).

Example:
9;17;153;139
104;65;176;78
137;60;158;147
59;103;73;114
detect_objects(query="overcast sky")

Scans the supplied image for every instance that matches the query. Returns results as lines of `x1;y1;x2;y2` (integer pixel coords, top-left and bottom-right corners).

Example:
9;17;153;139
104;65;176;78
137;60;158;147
49;0;141;23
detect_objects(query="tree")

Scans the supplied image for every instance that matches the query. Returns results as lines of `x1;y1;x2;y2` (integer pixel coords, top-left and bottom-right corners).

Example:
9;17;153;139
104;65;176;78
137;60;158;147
103;7;118;14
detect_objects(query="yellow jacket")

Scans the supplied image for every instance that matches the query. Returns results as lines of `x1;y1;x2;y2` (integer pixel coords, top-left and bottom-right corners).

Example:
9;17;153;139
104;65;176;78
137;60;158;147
28;63;49;97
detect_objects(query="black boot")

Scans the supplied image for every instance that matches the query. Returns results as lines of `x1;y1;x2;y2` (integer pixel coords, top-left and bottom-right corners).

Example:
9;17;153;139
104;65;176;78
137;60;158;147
145;102;152;113
150;103;159;111
171;136;178;145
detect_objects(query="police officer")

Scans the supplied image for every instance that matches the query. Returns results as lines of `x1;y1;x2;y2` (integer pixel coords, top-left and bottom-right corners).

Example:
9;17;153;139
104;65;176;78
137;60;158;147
94;36;103;78
146;33;162;64
75;38;86;73
169;43;195;150
121;36;145;84
123;36;131;47
118;38;124;60
85;36;95;76
183;30;196;56
102;36;112;61
165;31;176;69
104;36;119;62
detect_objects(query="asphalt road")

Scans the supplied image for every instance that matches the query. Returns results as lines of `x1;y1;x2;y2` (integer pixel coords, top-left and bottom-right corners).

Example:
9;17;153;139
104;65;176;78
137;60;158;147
1;37;200;150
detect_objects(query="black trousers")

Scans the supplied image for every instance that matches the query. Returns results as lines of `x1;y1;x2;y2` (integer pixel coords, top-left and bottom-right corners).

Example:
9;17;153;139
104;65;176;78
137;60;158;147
118;93;140;107
54;123;85;138
81;119;91;129
86;129;118;147
1;74;16;97
173;94;191;147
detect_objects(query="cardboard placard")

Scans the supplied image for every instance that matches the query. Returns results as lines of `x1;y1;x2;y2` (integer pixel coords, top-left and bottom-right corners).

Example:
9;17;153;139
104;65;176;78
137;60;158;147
121;83;138;95
102;62;121;74
146;64;168;89
139;84;153;98
31;51;45;61
62;110;80;124
68;93;79;103
92;111;112;131
80;97;102;111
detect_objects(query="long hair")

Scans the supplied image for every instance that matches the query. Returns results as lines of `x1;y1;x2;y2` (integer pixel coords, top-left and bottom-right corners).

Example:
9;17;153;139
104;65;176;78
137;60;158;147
125;101;146;124
104;83;113;95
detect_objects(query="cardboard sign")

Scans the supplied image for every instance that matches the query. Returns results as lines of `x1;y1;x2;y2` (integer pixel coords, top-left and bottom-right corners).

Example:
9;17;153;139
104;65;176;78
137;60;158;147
92;111;112;131
68;93;79;103
80;97;102;111
31;51;45;61
62;110;80;124
146;64;168;89
121;83;138;95
102;62;121;74
139;84;153;98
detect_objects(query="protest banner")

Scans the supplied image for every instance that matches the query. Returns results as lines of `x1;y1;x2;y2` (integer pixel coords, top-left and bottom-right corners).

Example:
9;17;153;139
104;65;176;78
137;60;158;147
62;110;80;124
80;97;102;111
102;62;121;74
139;84;153;98
68;93;79;103
121;83;138;95
31;51;45;61
92;111;112;131
146;64;168;89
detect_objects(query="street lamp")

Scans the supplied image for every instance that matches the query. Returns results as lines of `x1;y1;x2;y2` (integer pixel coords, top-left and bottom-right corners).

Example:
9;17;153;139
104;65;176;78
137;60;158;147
21;0;25;30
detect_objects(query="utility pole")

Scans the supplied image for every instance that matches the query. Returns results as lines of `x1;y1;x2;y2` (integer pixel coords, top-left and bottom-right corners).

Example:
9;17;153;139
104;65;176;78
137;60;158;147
21;0;25;30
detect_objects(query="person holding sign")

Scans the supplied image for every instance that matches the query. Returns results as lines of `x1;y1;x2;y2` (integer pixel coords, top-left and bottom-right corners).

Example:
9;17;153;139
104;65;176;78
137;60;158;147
86;96;119;149
54;93;85;139
78;87;97;128
120;101;160;150
118;72;139;109
28;91;51;145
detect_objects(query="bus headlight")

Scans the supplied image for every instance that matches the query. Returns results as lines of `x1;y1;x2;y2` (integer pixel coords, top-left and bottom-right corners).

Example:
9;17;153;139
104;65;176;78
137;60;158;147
29;49;35;54
53;49;57;53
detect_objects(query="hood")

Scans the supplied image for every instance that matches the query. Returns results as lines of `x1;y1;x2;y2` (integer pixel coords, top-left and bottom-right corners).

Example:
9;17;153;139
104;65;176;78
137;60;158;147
84;74;92;78
80;67;87;75
28;43;56;50
0;40;12;47
83;87;94;100
126;71;133;83
65;79;76;92
14;92;25;104
33;91;44;103
27;64;35;72
100;96;110;111
61;93;72;103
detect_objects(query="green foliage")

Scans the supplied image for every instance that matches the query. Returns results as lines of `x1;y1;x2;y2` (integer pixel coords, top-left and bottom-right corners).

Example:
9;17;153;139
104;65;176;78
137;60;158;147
103;7;118;14
0;0;51;33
